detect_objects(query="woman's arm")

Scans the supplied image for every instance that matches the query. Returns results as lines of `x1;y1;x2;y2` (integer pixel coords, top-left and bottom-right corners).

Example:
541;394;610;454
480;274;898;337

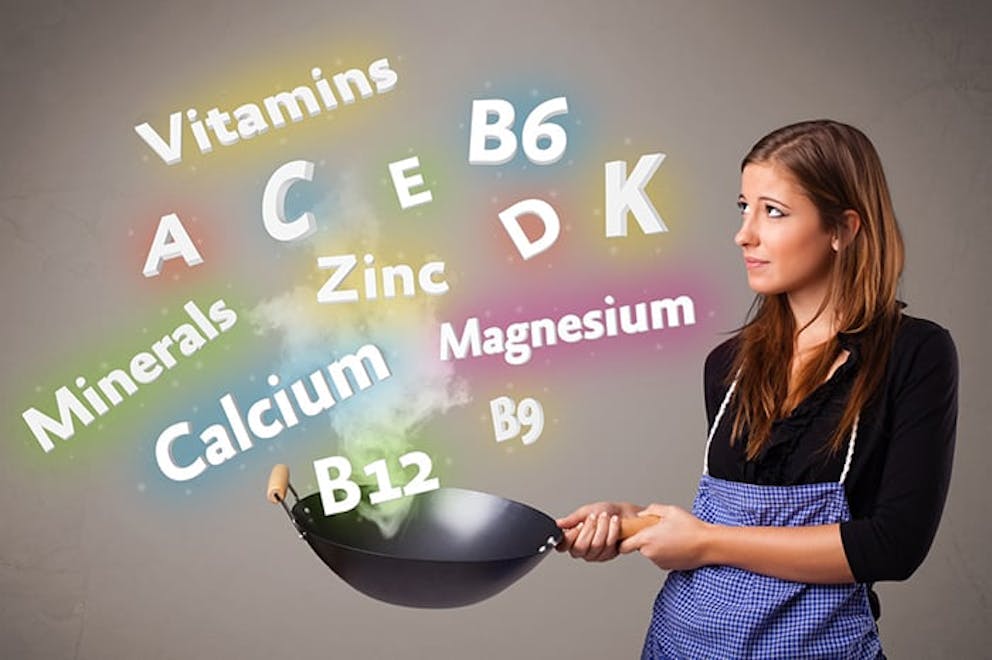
839;327;958;582
703;519;853;583
618;505;855;583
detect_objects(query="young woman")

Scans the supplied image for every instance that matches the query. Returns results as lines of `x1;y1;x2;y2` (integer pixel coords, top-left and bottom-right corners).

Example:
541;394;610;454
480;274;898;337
556;119;959;659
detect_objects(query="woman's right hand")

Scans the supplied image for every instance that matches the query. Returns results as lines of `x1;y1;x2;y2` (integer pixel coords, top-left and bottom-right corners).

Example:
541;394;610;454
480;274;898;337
555;501;644;561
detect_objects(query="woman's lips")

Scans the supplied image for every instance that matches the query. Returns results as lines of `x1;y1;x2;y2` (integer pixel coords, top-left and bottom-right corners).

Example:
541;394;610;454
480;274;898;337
744;257;769;270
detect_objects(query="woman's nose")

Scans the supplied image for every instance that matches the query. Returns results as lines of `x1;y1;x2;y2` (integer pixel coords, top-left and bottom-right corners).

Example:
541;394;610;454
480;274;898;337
734;217;755;248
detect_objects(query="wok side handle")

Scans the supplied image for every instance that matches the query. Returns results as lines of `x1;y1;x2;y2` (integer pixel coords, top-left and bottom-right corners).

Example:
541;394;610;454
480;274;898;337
619;515;661;539
267;464;304;536
267;464;291;503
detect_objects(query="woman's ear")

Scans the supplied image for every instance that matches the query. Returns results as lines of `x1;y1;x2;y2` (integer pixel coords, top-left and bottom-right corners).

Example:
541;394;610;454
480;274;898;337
833;210;862;251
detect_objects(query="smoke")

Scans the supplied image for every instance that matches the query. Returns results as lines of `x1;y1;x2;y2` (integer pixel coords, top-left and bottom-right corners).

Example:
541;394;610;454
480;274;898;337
250;172;470;537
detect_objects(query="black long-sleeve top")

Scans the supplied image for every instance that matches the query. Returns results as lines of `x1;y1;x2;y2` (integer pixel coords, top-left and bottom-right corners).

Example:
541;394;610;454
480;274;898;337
703;312;958;619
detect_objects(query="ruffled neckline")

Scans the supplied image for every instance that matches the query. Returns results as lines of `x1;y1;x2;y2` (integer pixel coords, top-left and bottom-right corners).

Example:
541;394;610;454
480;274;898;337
744;333;862;474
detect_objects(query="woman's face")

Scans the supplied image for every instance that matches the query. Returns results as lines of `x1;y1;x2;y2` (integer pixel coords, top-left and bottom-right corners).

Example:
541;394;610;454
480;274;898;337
735;161;835;300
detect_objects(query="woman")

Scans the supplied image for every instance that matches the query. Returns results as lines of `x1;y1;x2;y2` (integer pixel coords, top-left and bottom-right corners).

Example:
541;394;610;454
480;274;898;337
556;119;959;659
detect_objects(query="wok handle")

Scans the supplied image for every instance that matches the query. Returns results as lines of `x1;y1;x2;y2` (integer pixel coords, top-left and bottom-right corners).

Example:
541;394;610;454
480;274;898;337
267;464;304;537
619;515;660;539
267;464;290;503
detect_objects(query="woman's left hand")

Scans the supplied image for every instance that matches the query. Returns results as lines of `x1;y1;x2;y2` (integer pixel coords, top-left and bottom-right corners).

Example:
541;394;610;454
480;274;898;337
618;503;714;571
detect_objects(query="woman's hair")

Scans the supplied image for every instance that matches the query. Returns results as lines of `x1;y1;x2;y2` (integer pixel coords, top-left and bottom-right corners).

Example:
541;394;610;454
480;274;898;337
726;119;905;460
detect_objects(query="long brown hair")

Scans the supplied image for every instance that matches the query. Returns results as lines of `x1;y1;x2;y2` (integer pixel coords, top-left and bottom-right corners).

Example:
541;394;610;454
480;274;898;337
726;119;905;460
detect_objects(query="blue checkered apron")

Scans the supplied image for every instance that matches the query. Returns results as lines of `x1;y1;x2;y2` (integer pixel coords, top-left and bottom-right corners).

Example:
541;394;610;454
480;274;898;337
642;376;883;659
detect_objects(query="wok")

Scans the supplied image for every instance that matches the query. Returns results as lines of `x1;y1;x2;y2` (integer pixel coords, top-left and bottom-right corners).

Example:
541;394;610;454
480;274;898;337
266;464;656;608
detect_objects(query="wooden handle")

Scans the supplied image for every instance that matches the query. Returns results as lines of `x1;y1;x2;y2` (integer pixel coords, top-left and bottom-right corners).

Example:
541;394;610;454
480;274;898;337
267;464;289;503
619;515;660;539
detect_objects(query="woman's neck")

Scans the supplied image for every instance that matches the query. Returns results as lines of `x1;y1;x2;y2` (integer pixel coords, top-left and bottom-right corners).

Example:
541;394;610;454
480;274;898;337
787;289;840;350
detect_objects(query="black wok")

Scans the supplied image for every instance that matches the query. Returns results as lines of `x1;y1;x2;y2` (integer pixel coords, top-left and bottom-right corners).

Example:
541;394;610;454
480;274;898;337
267;464;569;608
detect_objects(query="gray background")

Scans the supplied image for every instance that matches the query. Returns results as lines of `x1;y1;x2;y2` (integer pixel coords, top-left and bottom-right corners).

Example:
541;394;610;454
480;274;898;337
1;1;989;658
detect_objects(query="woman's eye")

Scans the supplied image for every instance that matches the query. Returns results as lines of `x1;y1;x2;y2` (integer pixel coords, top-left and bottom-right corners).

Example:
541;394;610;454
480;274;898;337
737;201;748;214
766;205;784;218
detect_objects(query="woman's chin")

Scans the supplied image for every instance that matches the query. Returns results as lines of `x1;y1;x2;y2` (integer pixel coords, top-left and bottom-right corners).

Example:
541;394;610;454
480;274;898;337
746;282;789;297
744;275;778;296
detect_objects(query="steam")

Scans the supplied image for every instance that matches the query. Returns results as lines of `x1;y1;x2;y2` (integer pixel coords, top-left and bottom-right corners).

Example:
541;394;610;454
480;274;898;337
250;172;470;537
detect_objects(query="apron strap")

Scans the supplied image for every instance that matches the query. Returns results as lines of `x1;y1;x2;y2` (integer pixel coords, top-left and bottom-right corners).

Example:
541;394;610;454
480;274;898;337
838;413;860;485
702;368;740;476
702;367;861;485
